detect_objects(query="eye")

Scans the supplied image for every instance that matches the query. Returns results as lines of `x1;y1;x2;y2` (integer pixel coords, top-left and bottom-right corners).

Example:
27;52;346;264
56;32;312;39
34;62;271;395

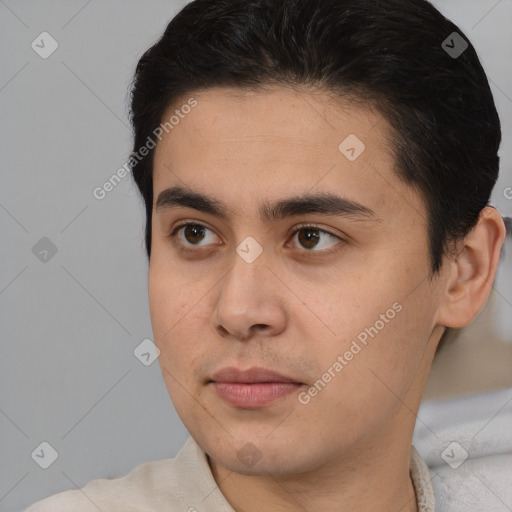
169;222;343;255
287;225;342;252
170;223;220;247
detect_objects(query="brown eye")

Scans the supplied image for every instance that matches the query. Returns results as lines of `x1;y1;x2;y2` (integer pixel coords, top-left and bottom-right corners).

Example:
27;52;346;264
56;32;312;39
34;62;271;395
172;223;220;248
297;227;321;249
290;226;341;251
183;224;206;244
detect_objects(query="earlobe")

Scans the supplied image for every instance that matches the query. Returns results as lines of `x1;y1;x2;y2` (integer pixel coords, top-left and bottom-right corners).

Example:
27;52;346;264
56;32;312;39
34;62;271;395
437;207;506;328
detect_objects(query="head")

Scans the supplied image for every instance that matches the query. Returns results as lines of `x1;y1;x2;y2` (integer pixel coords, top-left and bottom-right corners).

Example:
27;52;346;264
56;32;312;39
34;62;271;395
129;0;505;476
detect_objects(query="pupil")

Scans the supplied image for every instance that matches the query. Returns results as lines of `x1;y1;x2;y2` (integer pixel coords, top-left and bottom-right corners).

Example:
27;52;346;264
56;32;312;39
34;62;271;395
184;224;205;244
299;228;319;249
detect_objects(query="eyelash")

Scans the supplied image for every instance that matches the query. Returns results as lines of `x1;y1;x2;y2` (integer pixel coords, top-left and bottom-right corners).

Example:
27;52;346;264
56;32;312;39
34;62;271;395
168;222;344;258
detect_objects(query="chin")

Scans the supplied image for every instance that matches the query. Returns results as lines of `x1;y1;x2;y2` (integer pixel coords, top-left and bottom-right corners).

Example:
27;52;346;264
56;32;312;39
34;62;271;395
202;433;325;477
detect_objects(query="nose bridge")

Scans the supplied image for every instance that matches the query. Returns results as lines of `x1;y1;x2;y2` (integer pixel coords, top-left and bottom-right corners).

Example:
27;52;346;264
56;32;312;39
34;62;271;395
226;228;271;293
221;245;270;312
212;242;287;339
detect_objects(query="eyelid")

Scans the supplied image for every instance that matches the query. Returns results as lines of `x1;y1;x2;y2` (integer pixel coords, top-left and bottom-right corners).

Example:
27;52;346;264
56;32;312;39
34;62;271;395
289;222;343;241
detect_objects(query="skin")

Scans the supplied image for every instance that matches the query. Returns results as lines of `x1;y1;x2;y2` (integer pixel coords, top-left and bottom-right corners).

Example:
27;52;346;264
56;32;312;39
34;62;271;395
148;85;505;512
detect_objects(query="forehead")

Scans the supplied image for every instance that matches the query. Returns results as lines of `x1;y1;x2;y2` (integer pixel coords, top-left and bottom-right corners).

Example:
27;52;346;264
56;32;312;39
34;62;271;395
155;85;386;161
151;86;422;221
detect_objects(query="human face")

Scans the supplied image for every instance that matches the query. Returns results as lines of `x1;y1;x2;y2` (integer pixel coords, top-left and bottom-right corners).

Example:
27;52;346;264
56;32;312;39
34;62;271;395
149;86;445;476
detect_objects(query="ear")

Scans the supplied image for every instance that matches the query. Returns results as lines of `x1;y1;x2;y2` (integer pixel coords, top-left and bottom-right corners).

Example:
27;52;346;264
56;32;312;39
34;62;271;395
436;207;506;328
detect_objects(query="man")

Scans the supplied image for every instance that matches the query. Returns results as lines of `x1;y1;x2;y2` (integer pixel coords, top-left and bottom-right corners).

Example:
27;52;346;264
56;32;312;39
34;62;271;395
26;0;506;510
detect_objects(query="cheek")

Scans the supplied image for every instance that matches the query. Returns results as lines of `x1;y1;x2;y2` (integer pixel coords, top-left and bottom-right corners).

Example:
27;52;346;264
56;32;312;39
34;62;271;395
301;299;433;448
148;261;214;377
149;254;202;331
306;260;434;389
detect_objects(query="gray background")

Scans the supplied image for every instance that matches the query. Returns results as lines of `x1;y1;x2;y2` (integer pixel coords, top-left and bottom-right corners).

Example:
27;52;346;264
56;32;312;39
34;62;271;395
0;1;511;510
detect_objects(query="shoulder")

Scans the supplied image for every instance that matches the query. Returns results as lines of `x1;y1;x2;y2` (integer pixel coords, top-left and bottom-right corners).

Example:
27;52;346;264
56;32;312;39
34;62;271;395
413;387;512;512
24;439;197;511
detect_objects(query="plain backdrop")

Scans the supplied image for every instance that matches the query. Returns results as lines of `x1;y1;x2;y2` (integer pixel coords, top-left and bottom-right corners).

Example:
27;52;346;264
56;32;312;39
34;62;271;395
0;1;511;510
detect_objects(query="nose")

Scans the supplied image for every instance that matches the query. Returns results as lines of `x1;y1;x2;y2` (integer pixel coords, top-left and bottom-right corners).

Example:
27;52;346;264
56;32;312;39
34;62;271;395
211;250;288;341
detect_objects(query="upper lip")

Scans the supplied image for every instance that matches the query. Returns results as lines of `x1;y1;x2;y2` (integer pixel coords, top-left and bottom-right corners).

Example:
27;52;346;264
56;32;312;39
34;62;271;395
210;366;301;384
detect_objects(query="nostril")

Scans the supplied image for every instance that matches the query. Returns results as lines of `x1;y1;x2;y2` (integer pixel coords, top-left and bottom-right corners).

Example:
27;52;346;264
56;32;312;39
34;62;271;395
216;325;229;337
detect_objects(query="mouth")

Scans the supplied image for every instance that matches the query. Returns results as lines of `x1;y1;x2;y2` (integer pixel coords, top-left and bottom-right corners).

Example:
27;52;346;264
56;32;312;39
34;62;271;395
208;366;304;409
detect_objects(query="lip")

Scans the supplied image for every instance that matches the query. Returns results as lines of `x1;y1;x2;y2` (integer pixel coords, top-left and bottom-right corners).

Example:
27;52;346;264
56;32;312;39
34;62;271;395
210;366;301;384
209;366;303;409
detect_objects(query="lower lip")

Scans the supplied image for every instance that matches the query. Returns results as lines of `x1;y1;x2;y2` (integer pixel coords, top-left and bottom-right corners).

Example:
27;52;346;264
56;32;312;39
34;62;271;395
211;382;302;408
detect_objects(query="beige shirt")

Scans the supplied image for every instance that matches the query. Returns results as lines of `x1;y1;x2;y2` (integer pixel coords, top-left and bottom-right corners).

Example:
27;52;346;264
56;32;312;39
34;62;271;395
25;437;435;511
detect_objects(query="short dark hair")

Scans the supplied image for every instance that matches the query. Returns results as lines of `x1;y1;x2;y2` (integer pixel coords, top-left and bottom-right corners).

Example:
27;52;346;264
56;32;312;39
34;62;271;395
129;0;500;273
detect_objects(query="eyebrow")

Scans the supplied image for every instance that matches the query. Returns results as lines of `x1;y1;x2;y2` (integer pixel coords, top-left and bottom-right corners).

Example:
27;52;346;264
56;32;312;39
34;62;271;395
155;185;378;222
